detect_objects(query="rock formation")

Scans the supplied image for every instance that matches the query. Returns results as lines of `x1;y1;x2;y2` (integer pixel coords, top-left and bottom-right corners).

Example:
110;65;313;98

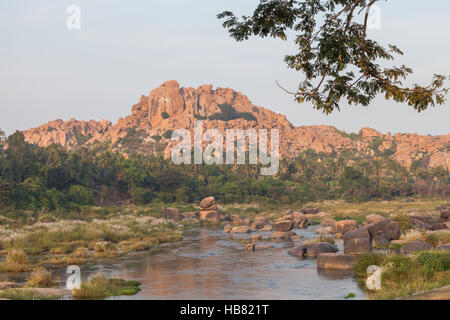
22;80;450;170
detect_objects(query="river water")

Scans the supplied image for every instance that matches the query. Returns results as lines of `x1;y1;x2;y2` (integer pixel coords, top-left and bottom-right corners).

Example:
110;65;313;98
57;226;367;300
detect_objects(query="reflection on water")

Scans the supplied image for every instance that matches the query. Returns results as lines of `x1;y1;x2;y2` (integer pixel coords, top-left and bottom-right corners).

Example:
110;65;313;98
58;226;367;300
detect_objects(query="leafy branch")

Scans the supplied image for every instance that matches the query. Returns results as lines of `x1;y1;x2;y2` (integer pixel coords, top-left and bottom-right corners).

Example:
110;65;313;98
218;0;449;113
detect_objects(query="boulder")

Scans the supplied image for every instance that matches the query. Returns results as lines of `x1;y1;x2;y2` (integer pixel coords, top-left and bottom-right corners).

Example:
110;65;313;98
223;225;233;233
250;221;265;231
288;243;339;258
245;243;256;251
199;196;216;209
411;218;432;230
343;227;370;245
334;220;358;236
251;234;262;241
316;227;333;235
261;225;273;231
320;218;336;227
383;221;401;241
292;212;310;229
317;253;358;270
199;210;219;222
344;238;372;254
230;226;252;234
273;220;294;232
365;214;385;224
403;240;432;254
432;223;448;231
440;210;450;222
254;216;271;225
163;208;183;221
270;231;295;240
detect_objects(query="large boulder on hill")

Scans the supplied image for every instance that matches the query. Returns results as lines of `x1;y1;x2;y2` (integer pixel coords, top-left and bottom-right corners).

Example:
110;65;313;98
164;208;183;221
403;240;432;254
344;238;372;254
288;243;339;258
317;253;358;270
334;220;358;238
199;196;216;209
432;223;448;231
273;220;294;232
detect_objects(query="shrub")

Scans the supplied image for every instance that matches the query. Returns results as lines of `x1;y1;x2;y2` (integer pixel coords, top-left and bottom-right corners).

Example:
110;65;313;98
392;213;412;231
161;111;170;119
424;233;439;247
26;268;54;287
417;251;450;274
354;253;385;277
381;255;416;287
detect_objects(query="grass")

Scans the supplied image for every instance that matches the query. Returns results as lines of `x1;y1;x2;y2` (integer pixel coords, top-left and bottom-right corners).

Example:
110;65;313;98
26;268;54;287
354;251;450;300
73;274;141;299
0;288;60;300
0;249;33;272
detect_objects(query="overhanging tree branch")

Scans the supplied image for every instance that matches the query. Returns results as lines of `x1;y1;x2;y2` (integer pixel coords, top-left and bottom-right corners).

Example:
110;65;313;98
218;0;449;113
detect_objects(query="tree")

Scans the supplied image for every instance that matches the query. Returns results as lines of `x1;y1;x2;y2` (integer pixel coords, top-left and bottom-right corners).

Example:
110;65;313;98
218;0;449;113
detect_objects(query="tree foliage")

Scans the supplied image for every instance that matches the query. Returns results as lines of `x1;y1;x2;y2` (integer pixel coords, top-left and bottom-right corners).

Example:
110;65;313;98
218;0;449;113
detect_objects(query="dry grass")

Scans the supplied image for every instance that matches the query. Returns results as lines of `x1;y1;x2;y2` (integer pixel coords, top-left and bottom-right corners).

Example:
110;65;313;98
26;268;54;287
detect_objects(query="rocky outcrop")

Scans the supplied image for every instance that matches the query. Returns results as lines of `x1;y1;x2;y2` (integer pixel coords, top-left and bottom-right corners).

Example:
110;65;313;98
288;243;339;258
199;197;219;222
22;81;450;171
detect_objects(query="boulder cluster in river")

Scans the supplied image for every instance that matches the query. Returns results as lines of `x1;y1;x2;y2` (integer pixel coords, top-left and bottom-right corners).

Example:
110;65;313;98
162;198;450;271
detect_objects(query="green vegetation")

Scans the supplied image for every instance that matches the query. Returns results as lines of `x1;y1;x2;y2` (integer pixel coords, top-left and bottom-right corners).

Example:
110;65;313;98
73;274;141;299
0;132;448;218
354;252;450;299
219;1;449;113
0;288;61;300
161;111;170;119
208;103;257;122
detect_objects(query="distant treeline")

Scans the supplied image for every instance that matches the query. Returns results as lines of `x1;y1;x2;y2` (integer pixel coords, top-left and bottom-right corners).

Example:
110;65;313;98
0;130;449;215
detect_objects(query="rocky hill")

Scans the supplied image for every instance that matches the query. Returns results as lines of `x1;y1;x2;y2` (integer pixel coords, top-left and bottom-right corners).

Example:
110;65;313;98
23;80;450;170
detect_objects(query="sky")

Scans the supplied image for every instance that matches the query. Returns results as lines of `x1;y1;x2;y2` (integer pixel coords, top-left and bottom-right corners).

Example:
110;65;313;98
1;0;449;136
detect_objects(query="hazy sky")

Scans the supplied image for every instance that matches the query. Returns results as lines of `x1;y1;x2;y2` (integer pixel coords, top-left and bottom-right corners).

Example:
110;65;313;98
1;0;449;135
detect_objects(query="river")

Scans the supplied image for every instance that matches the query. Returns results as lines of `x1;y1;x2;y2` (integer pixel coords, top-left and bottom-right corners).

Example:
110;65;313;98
56;225;367;300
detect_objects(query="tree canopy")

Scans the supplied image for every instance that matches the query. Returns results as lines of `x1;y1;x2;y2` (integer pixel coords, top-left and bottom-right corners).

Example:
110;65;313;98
218;0;449;113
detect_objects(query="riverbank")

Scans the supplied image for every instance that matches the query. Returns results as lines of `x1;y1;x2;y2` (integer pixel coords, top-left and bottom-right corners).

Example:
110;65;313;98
0;197;449;300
